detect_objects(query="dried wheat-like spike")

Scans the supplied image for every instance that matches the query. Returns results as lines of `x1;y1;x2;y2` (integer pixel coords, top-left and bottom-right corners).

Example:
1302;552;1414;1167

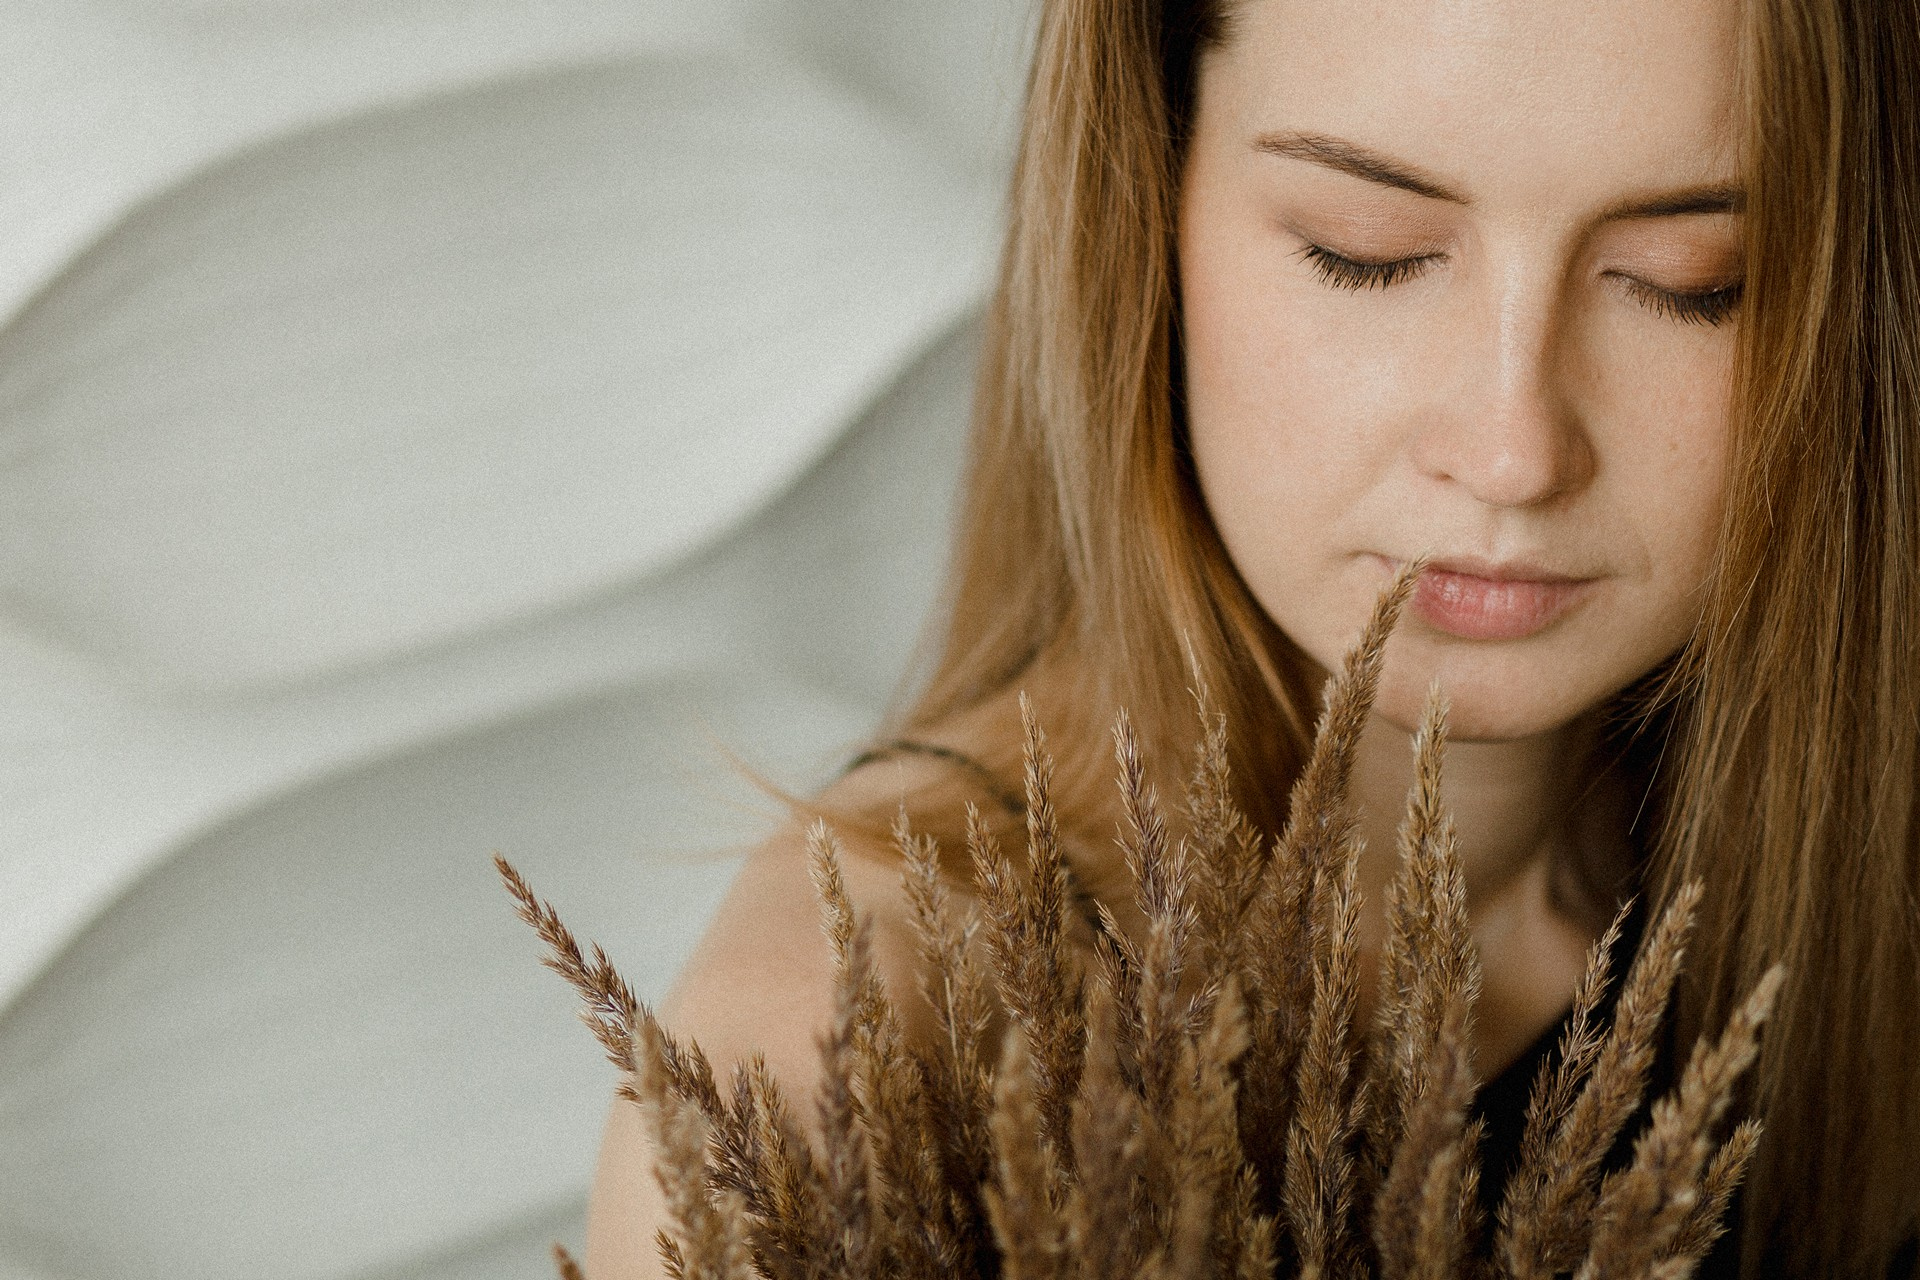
806;824;883;1024
1283;827;1368;1279
636;1019;759;1280
1241;564;1420;1211
1208;1161;1280;1280
1234;824;1316;1210
1366;693;1486;1278
899;814;997;1257
725;1057;833;1280
1373;997;1483;1280
499;857;643;1084
1064;980;1153;1278
970;702;1087;1174
659;1232;690;1280
865;1026;968;1279
1503;902;1630;1203
1237;1198;1280;1280
1115;710;1179;921
1451;1118;1486;1274
552;1242;587;1280
499;856;798;1274
1662;1117;1761;1267
498;855;738;1137
1280;560;1424;883
1164;978;1256;1279
1366;688;1481;1210
1089;893;1146;1087
1182;679;1267;982
814;904;879;1279
1497;879;1706;1278
1399;1119;1484;1280
1019;697;1090;1149
1574;967;1785;1280
985;1031;1072;1280
1115;710;1199;1113
809;830;966;1279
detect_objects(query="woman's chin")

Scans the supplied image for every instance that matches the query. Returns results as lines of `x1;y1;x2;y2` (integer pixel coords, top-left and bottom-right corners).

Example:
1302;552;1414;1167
1370;647;1618;744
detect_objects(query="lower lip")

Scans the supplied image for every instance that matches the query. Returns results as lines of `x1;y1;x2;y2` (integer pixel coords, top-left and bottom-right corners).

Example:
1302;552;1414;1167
1407;566;1593;640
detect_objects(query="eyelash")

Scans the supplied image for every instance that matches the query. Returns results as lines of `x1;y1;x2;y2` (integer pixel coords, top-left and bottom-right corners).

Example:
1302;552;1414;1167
1298;244;1439;291
1617;275;1744;327
1297;244;1746;327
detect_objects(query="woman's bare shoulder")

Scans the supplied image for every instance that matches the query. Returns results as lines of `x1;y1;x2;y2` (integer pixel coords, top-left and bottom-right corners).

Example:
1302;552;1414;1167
665;825;923;1062
665;754;974;1048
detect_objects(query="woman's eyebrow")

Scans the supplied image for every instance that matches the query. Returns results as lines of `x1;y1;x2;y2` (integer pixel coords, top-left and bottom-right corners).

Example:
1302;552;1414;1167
1252;131;1467;203
1251;130;1748;223
1598;185;1747;220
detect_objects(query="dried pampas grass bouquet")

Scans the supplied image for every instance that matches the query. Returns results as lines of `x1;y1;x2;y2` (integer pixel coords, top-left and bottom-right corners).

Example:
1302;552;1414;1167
502;571;1784;1280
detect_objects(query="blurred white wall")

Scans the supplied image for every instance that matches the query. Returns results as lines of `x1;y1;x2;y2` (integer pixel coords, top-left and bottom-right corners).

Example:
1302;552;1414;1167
0;4;1034;1276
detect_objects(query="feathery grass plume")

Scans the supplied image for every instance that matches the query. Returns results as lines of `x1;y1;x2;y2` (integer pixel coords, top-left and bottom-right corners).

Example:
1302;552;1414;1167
507;570;1784;1280
1366;689;1487;1278
1663;1117;1761;1267
1501;902;1629;1204
1063;978;1154;1277
1365;689;1481;1202
1163;979;1261;1279
812;903;879;1280
635;1018;758;1280
971;701;1087;1174
1240;562;1421;1219
1496;881;1707;1279
1114;709;1200;1113
984;1030;1072;1280
1180;675;1269;984
809;826;967;1279
497;849;781;1236
734;1056;835;1280
1574;967;1785;1280
899;814;998;1274
1089;890;1147;1091
1282;825;1367;1279
1372;999;1483;1280
497;854;665;1100
498;850;831;1278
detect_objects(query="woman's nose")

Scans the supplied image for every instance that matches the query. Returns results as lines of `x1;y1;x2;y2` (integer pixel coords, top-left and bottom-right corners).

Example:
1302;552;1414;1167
1411;273;1594;510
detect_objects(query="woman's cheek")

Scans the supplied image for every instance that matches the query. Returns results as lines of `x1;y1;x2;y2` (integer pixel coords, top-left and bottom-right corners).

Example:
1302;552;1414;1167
1607;330;1735;593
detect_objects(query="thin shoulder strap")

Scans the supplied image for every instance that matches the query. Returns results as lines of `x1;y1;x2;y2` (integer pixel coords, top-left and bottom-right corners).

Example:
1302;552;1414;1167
845;738;1027;819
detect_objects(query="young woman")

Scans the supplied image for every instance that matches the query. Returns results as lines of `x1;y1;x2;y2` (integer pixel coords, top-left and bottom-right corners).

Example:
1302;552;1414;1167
590;0;1920;1275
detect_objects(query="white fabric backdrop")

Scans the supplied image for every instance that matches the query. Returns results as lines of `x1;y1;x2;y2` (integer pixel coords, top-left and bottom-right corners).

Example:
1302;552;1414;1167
0;5;1033;1275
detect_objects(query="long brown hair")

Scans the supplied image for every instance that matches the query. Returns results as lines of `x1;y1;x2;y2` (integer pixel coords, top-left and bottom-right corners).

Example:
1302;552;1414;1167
873;0;1920;1272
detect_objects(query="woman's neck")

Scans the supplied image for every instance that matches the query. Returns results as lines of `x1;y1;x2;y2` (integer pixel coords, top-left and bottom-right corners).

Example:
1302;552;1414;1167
1346;709;1636;1070
1349;711;1607;912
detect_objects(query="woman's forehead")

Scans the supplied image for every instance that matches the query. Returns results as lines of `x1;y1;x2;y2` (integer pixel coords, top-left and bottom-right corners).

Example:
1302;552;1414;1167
1198;0;1745;204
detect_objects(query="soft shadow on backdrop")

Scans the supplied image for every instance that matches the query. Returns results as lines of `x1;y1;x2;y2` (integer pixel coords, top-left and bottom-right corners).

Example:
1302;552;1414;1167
0;5;1033;1276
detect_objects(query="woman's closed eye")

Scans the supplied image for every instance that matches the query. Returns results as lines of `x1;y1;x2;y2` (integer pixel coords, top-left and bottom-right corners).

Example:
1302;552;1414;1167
1612;273;1744;327
1298;242;1745;328
1297;243;1441;291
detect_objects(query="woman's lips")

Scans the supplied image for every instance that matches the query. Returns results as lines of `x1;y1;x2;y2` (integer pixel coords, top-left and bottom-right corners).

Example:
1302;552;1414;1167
1393;559;1596;641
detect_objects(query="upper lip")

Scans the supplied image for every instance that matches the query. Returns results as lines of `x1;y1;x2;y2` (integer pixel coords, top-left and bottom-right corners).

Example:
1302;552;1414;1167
1387;554;1595;584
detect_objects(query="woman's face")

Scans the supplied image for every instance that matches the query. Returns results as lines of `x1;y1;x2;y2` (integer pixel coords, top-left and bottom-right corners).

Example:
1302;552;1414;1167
1179;0;1744;741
